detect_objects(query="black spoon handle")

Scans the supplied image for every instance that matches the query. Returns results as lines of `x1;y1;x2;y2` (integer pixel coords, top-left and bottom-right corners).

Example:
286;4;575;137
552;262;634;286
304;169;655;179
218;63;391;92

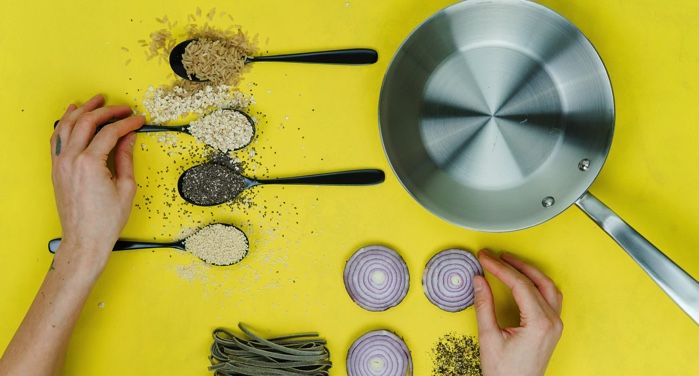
249;49;378;65
53;120;187;133
137;125;188;133
48;238;183;254
255;169;385;186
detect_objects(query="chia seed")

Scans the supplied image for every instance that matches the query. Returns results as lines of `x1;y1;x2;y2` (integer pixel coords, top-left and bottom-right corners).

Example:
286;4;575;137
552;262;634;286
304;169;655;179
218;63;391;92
179;160;247;206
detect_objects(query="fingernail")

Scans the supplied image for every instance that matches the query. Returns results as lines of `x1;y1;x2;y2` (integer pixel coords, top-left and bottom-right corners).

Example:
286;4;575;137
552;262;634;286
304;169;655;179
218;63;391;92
473;276;483;292
502;252;519;261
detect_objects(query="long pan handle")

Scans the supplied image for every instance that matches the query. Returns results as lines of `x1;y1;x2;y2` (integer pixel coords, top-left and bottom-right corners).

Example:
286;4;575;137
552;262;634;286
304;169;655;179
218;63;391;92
576;192;699;324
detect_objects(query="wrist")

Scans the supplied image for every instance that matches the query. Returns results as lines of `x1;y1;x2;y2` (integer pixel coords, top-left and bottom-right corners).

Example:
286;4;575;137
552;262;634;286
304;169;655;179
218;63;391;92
53;243;109;283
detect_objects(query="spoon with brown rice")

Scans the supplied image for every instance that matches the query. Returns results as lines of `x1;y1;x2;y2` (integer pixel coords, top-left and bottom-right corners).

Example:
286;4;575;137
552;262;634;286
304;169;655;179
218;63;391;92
170;39;378;82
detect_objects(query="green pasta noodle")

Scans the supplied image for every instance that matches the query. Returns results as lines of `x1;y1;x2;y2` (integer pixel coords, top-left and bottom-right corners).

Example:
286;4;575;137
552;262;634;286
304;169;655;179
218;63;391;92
209;323;332;376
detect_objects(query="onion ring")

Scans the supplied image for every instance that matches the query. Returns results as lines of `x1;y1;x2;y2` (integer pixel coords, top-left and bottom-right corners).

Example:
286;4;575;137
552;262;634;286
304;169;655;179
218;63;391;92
347;330;413;376
423;249;483;312
344;245;409;312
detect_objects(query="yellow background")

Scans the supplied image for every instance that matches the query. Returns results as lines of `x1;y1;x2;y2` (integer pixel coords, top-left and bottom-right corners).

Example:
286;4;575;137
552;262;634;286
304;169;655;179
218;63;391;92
1;0;698;374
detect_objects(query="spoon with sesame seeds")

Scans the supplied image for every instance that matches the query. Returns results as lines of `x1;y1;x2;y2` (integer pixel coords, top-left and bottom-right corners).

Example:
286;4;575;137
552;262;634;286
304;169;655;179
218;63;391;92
52;109;256;152
47;223;249;266
178;163;386;206
170;39;379;81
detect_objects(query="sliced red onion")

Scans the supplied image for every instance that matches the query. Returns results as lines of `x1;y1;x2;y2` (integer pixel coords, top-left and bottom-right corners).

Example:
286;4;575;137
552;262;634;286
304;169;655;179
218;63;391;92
344;245;409;311
423;249;483;312
347;330;413;376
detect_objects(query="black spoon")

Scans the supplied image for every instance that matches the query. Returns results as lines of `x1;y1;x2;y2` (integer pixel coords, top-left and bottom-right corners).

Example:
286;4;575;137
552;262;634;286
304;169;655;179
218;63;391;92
48;224;248;266
52;109;256;151
178;164;385;206
170;39;379;81
48;238;184;253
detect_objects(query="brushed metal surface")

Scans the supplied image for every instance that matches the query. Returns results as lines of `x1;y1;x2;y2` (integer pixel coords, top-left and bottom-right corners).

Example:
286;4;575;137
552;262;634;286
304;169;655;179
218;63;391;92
379;0;614;231
576;193;699;324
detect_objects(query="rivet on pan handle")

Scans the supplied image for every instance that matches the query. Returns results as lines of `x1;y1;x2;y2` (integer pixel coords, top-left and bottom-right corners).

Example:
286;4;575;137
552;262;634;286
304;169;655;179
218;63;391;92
576;192;699;324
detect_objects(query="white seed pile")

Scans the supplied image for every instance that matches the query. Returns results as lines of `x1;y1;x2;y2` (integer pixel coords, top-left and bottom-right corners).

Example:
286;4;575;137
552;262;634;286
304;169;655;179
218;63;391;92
184;224;248;266
143;84;254;123
189;109;254;152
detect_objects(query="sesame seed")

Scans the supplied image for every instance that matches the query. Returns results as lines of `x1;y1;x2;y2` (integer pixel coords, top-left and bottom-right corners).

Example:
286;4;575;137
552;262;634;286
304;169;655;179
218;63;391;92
184;224;248;265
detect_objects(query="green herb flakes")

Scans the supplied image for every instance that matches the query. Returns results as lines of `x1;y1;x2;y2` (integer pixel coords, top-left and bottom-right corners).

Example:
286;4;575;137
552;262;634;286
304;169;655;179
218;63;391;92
431;333;482;376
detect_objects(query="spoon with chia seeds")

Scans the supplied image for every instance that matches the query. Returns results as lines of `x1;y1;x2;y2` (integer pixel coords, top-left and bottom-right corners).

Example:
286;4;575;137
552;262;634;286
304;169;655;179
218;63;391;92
178;162;386;206
170;39;378;81
53;109;256;152
48;223;249;266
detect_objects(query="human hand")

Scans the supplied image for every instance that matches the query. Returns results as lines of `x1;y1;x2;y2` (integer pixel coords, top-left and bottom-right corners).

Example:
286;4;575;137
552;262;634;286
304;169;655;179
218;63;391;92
50;94;144;277
474;250;563;376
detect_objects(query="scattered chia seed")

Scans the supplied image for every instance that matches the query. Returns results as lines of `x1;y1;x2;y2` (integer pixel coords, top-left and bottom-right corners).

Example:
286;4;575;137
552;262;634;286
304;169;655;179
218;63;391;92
431;333;482;376
180;160;247;206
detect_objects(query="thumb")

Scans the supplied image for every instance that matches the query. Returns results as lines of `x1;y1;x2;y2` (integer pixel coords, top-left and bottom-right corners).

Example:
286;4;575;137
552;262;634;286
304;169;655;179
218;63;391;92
474;275;500;336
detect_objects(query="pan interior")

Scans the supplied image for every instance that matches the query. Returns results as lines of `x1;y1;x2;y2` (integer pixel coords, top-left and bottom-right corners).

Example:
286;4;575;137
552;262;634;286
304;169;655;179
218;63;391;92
379;0;614;231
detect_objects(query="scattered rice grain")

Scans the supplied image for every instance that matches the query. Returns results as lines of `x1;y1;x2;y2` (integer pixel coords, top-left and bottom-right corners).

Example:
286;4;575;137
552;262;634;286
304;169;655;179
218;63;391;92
146;28;177;61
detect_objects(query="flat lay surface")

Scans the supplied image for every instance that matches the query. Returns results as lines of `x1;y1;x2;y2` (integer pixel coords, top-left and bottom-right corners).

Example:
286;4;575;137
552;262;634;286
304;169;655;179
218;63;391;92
0;0;697;374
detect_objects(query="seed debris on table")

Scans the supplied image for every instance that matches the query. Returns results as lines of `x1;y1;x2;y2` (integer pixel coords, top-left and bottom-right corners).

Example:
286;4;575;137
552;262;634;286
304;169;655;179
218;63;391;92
143;83;254;124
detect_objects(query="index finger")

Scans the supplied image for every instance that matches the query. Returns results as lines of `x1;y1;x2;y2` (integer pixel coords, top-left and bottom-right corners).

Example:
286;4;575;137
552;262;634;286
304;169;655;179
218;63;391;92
478;249;550;321
85;115;144;157
66;105;134;154
501;252;562;315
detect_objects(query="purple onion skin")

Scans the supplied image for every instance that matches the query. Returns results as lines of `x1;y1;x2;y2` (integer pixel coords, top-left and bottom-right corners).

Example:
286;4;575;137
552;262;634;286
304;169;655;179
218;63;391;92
346;330;413;376
423;249;483;312
344;245;410;312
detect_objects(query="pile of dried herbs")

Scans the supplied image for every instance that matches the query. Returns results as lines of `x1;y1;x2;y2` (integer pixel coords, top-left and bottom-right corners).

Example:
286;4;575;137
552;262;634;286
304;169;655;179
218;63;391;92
431;333;482;376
